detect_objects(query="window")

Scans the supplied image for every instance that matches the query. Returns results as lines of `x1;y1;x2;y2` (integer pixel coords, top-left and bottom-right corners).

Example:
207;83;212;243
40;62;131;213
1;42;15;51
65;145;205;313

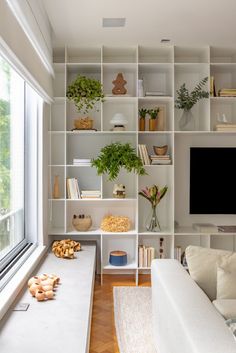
0;55;42;277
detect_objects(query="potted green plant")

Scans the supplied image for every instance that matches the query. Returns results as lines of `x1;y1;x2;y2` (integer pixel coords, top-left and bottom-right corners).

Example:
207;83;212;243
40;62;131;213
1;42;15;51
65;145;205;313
91;142;146;181
66;74;104;129
175;77;209;131
148;108;160;131
138;108;148;131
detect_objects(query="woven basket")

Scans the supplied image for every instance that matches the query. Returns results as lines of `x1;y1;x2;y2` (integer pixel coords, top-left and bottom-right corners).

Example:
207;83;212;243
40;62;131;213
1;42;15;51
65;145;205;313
72;217;92;231
74;117;93;130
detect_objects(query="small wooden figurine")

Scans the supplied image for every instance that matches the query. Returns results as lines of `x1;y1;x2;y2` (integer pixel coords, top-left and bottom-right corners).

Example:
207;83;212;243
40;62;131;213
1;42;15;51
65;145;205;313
112;73;127;95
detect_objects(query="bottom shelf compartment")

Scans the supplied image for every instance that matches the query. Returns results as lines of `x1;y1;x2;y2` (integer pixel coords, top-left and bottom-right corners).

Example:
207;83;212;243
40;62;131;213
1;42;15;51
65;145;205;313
101;234;138;270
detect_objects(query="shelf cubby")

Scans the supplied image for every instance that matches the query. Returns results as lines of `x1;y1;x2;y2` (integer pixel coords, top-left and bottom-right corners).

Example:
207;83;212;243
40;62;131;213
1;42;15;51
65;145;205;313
210;98;236;130
174;64;210;131
138;233;173;262
66;166;101;197
102;63;137;97
138;167;174;233
102;46;137;63
139;63;173;97
138;132;173;163
174;46;209;63
210;47;236;64
138;97;174;131
102;97;137;131
102;170;137;199
66;100;101;131
210;64;236;95
138;46;174;63
101;234;138;270
66;47;101;63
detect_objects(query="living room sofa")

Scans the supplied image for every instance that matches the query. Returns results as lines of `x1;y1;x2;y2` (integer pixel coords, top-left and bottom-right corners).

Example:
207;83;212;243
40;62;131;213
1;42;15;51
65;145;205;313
151;258;236;353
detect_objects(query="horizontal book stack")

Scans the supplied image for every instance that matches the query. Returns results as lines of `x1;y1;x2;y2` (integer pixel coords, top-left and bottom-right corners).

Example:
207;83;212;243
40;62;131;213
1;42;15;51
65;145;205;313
138;144;150;165
215;123;236;132
218;88;236;97
145;91;166;97
138;245;155;268
81;190;101;199
150;154;171;165
67;178;80;199
73;158;91;166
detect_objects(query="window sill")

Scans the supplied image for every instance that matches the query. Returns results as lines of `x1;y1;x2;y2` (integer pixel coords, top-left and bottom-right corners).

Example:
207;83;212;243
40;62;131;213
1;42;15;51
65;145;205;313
0;245;47;321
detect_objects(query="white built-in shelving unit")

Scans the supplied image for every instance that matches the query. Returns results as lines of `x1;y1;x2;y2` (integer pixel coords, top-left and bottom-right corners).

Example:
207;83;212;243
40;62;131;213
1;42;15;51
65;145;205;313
49;46;236;284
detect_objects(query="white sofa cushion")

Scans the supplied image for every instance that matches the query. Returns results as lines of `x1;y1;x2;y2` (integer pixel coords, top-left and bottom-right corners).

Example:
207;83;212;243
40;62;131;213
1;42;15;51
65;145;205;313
217;266;236;299
185;246;231;300
213;299;236;320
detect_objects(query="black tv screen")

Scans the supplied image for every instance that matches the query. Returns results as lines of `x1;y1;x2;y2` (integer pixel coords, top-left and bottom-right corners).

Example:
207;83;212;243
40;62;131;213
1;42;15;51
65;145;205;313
190;147;236;214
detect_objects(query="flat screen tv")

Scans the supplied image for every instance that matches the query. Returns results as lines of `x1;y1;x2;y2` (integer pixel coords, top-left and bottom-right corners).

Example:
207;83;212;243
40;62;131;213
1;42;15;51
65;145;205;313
190;147;236;214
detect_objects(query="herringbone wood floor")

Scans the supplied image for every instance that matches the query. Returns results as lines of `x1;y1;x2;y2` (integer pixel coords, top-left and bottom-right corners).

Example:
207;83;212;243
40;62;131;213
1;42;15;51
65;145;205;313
89;274;151;353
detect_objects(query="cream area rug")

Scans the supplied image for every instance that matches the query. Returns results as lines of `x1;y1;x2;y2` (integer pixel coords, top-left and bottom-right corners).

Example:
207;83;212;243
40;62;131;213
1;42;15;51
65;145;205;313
113;287;157;353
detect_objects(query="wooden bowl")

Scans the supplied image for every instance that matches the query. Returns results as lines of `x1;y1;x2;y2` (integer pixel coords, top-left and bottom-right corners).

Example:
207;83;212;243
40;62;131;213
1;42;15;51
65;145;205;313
153;145;168;156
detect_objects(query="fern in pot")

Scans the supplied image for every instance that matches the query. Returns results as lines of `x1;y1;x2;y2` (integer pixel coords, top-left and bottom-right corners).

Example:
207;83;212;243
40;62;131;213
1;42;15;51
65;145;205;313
175;77;209;131
66;75;104;130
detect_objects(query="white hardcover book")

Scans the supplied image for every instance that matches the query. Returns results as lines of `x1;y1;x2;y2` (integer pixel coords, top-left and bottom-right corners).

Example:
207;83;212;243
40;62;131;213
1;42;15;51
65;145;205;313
70;178;79;199
142;145;150;165
75;178;81;198
139;246;144;268
144;247;148;267
138;144;145;164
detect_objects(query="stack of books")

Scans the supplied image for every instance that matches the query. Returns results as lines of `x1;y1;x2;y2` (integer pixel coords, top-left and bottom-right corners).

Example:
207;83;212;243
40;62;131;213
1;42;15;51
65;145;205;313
175;246;182;263
138;144;150;165
81;190;101;199
215;123;236;132
73;158;91;166
150;154;171;165
218;88;236;97
138;245;155;268
67;178;80;199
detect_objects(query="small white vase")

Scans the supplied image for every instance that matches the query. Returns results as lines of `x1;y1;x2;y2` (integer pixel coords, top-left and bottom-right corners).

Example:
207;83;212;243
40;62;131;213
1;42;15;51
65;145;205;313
179;109;195;131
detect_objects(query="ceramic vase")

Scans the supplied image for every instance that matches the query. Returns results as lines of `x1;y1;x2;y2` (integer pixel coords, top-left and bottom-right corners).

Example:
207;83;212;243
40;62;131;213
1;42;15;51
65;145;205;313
179;109;195;131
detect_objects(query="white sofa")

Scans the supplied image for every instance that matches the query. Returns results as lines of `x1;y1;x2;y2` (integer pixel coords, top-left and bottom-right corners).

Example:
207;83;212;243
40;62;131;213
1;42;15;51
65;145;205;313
151;259;236;353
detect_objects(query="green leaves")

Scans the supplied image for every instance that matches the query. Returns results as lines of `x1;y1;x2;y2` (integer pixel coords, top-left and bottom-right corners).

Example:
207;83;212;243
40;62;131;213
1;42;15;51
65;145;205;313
139;184;168;207
66;75;104;114
138;108;148;119
91;142;147;181
175;77;209;111
149;108;160;119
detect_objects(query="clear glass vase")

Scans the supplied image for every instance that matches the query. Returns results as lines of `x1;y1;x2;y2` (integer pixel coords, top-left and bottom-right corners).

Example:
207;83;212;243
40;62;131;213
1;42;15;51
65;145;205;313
145;206;161;232
179;109;195;131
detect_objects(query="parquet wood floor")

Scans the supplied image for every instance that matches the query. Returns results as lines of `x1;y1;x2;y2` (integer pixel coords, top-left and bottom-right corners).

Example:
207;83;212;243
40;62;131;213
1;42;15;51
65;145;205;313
89;274;151;353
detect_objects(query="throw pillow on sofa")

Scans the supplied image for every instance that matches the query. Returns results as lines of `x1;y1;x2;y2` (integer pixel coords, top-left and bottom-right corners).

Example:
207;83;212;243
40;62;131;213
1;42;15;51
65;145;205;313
213;299;236;320
217;266;236;299
185;246;236;301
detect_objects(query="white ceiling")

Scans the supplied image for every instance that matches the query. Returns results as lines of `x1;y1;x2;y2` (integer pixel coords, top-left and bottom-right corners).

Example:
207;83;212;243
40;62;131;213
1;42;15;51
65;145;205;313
42;0;236;47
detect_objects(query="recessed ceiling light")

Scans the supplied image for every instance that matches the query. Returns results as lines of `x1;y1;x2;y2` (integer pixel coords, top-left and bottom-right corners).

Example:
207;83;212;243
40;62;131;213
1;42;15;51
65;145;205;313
102;18;126;28
161;39;171;43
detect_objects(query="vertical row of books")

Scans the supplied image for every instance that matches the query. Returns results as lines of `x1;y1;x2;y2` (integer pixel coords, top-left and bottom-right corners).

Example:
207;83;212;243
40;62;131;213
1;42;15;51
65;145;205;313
138;245;155;268
138;144;171;165
67;178;101;199
138;144;150;165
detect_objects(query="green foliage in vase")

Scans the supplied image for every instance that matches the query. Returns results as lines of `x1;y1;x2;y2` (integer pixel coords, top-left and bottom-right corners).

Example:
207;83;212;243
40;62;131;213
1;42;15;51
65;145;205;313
66;75;104;114
175;77;209;111
91;142;146;181
148;108;160;119
139;184;168;207
138;108;148;119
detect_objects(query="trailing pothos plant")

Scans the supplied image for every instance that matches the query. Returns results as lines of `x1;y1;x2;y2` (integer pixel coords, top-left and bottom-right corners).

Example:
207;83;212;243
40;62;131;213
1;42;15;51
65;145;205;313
91;142;146;181
66;74;104;114
175;77;209;111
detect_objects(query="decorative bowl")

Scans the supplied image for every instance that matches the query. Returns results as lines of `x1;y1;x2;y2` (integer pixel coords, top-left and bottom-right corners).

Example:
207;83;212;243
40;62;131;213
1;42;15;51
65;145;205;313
74;117;93;130
72;215;92;231
153;145;168;156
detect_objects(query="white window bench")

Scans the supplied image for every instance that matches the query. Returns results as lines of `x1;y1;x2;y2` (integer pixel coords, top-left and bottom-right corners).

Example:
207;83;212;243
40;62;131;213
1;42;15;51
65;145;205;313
0;244;96;353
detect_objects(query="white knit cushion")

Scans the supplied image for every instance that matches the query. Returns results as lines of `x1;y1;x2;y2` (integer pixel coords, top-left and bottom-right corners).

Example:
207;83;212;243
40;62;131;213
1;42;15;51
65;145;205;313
185;246;233;301
217;266;236;299
213;299;236;320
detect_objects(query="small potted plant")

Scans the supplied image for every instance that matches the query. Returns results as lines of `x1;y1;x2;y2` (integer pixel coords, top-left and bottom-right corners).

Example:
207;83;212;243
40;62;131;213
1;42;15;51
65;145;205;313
138;108;148;131
91;142;146;181
148;108;160;131
66;75;104;130
175;77;209;131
